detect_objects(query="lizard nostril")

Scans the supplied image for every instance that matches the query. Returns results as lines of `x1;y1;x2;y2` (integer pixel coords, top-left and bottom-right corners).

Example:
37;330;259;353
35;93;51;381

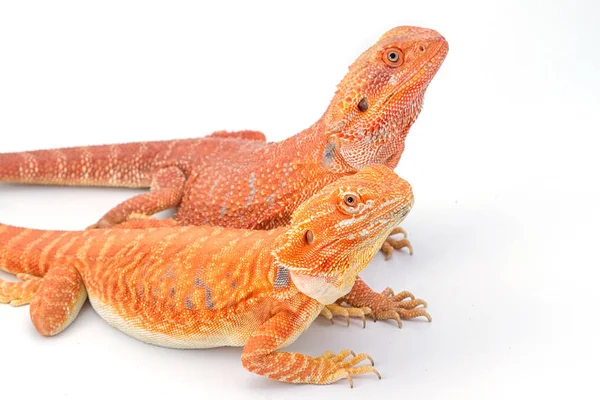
305;230;314;244
357;97;369;112
419;45;425;52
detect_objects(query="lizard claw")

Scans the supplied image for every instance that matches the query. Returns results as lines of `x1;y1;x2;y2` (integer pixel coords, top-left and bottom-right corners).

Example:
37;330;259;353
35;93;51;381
389;226;408;237
319;350;381;387
320;303;372;328
345;367;381;388
372;287;431;327
380;226;413;260
319;349;355;362
381;287;415;300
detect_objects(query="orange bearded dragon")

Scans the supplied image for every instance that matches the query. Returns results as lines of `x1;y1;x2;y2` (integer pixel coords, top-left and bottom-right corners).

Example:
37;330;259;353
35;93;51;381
0;165;428;386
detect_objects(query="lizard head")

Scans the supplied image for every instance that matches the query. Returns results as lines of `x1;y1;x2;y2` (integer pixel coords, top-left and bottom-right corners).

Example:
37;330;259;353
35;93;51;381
322;26;448;171
272;164;413;304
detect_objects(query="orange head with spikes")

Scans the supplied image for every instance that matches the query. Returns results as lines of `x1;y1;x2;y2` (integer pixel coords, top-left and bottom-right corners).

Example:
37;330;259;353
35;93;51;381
323;26;448;171
272;164;414;304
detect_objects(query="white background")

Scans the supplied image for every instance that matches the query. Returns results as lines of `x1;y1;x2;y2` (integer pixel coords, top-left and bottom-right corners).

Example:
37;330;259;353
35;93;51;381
0;1;598;399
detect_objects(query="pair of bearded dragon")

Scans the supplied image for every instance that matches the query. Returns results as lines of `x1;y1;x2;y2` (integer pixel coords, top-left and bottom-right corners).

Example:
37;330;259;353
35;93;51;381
0;26;448;386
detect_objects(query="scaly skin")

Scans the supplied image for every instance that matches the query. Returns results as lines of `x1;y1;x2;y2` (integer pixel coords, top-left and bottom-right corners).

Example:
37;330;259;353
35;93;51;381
0;165;426;386
0;26;448;241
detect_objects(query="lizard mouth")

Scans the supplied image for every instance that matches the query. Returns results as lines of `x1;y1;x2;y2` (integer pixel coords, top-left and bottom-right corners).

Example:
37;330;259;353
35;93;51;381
344;195;414;275
357;194;414;243
383;198;413;228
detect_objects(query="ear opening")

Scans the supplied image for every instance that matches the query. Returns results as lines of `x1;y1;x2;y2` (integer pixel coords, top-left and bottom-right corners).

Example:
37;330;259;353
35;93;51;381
321;135;340;168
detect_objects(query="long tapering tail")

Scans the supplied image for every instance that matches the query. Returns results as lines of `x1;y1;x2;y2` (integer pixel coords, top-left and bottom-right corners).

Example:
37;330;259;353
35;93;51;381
0;141;167;187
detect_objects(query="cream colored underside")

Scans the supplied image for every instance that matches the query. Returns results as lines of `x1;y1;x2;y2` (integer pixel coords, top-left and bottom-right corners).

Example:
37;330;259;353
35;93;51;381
289;270;353;305
55;285;89;335
88;295;250;349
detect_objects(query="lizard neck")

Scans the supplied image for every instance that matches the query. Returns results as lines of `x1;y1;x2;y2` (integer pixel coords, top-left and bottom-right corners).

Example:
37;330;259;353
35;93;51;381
272;119;356;174
252;226;301;299
233;120;354;230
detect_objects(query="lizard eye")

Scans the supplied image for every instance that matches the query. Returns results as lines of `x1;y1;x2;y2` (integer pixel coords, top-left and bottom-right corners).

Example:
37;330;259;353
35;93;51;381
338;191;362;214
343;194;357;207
384;47;404;67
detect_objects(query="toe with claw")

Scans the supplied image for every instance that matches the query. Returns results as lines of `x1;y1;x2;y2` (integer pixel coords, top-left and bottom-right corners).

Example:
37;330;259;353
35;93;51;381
367;288;431;327
319;349;381;387
338;278;432;328
380;227;413;260
320;304;372;328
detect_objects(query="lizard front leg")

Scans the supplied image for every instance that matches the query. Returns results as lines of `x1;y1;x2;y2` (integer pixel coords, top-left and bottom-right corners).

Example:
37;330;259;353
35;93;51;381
241;294;380;386
322;277;430;328
88;166;185;229
29;264;87;336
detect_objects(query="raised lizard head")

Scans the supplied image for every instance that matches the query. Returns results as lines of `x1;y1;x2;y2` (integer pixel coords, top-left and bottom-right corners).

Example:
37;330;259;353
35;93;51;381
323;26;448;171
272;164;413;304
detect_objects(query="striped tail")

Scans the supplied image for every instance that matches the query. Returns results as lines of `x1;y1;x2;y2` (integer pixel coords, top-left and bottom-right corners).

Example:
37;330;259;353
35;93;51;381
0;141;167;187
0;224;81;278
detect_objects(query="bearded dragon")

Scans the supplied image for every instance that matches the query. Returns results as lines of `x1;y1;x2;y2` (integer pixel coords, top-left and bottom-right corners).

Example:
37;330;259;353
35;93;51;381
0;165;429;386
0;26;448;259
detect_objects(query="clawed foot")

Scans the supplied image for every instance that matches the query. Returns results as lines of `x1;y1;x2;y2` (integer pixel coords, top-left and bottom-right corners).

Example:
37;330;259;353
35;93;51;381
320;304;372;328
364;288;431;327
318;349;380;388
380;227;413;260
324;287;431;328
0;273;42;307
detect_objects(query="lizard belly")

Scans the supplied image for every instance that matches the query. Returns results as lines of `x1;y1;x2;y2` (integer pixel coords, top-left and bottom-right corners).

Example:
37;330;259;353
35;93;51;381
88;295;262;349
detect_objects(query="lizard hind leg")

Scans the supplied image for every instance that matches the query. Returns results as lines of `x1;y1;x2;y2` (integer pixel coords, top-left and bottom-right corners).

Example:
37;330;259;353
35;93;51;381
87;166;186;229
0;273;43;307
29;265;87;337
